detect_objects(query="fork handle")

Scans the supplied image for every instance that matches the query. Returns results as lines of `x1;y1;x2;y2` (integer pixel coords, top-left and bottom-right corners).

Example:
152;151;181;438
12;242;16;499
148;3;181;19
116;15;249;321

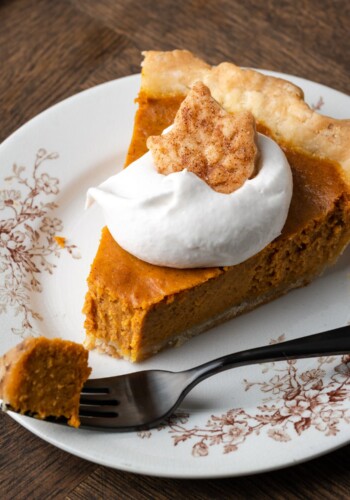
184;325;350;387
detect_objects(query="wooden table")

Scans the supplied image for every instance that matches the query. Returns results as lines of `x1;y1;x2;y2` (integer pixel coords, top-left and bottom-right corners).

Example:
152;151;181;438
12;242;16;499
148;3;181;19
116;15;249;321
1;1;349;498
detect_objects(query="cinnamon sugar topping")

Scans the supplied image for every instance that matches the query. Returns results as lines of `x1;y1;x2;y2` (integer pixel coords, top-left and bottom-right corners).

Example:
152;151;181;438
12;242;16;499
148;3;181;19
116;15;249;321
147;81;259;194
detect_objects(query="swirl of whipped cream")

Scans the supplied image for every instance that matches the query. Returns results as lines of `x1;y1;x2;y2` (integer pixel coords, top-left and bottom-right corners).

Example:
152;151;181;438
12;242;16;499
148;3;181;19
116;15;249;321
86;133;293;268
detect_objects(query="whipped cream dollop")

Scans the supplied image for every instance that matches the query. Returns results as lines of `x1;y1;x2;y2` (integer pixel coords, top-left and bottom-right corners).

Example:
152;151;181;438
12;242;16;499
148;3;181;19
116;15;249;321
86;133;293;268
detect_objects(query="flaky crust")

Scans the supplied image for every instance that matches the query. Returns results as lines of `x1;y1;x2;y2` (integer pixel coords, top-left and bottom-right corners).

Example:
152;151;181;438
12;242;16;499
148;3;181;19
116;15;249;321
141;50;350;184
147;82;258;194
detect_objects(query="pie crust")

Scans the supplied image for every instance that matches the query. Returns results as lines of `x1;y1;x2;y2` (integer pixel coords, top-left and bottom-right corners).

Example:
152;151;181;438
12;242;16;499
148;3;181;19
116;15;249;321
147;81;259;194
141;50;350;180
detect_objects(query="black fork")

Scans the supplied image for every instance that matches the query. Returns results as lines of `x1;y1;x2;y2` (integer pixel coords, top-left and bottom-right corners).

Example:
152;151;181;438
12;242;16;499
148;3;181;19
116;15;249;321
79;325;350;431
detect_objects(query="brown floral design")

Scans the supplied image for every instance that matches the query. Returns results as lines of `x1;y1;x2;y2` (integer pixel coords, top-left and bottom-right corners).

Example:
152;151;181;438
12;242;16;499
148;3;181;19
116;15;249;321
311;96;324;111
138;341;350;457
0;149;79;337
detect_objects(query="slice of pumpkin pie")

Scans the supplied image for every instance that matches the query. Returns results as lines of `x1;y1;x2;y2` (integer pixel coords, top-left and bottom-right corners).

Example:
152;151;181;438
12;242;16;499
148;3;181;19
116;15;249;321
83;50;350;362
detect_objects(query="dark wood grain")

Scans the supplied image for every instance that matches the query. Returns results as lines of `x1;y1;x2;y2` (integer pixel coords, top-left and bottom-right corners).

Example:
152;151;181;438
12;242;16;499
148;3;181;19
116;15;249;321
71;0;350;91
0;413;96;499
1;0;349;498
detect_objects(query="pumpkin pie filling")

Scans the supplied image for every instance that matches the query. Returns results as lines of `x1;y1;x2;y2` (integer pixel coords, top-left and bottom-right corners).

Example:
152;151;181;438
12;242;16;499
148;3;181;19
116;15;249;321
0;337;91;427
83;51;350;362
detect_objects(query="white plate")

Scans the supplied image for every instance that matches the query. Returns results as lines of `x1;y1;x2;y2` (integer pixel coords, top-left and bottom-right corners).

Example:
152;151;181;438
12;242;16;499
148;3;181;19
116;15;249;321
1;72;349;478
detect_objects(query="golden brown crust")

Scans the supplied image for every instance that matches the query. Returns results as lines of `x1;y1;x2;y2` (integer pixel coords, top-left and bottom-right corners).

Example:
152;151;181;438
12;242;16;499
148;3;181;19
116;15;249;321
147;82;258;194
141;50;211;96
142;50;350;184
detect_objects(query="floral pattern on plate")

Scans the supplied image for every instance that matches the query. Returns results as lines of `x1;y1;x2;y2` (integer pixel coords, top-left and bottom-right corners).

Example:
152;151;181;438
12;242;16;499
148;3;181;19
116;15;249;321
138;347;350;457
0;149;79;337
